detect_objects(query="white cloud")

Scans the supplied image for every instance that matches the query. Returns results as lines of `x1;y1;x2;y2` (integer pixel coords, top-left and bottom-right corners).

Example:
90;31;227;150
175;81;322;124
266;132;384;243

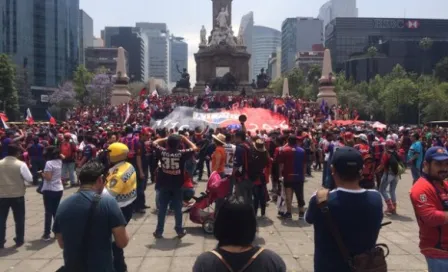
182;24;240;86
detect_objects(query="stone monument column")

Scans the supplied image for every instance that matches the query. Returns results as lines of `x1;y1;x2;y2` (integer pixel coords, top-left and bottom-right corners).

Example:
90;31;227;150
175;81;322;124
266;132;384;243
212;0;233;30
110;47;131;105
316;49;338;107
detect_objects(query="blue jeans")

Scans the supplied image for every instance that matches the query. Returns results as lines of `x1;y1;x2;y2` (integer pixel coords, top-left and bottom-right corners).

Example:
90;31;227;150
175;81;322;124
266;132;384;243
379;173;398;203
31;158;45;184
426;257;448;272
62;162;76;185
411;165;421;183
155;188;183;235
42;190;63;236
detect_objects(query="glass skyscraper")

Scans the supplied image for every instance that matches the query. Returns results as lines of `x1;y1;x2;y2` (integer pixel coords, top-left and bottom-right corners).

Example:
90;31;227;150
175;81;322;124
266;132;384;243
0;0;79;88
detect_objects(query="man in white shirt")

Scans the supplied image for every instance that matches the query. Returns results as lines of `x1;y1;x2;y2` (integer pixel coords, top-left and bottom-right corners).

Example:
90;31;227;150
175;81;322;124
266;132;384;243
223;134;236;195
0;144;33;248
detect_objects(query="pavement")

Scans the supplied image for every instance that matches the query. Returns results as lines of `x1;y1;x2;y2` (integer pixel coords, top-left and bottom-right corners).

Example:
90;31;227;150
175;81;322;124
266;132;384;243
0;171;428;272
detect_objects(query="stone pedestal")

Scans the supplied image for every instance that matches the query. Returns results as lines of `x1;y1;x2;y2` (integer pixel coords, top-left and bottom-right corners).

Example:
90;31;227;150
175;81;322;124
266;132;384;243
316;85;337;107
252;88;275;96
194;44;251;89
171;87;190;96
111;84;131;105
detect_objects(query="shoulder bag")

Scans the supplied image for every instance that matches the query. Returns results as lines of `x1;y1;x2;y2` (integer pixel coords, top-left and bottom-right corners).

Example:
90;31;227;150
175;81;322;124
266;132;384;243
316;189;389;272
210;247;265;272
56;193;102;272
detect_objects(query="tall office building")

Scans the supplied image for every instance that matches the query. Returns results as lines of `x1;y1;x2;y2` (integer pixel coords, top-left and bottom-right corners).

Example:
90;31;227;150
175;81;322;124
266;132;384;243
0;0;79;88
169;36;188;85
136;23;170;84
318;0;357;40
79;9;94;65
252;26;281;81
281;17;323;74
103;27;146;82
238;12;254;80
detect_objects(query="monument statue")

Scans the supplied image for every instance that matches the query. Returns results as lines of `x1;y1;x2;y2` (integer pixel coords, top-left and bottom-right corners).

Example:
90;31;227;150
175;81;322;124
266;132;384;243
216;6;229;28
110;47;131;105
317;49;338;107
225;27;236;46
200;25;207;45
256;68;270;89
175;64;191;89
210;72;238;92
237;31;245;46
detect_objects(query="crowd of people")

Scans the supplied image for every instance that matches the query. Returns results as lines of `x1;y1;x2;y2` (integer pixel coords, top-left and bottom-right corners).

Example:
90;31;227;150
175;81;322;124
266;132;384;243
0;94;447;271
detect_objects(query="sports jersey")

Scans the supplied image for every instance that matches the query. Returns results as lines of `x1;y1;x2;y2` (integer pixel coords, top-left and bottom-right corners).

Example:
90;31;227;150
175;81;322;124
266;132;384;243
211;145;226;173
223;143;236;176
154;144;194;189
410;174;448;258
275;145;306;183
103;161;137;208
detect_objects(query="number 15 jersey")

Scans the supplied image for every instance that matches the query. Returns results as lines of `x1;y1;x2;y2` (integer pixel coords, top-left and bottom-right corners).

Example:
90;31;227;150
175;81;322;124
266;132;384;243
154;144;194;189
224;143;236;176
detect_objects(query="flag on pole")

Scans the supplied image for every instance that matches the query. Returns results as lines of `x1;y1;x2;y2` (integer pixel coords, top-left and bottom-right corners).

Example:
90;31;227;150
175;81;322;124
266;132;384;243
140;98;149;109
46;110;57;125
139;87;147;97
123;104;130;124
151;90;159;98
26;108;34;125
0;113;8;129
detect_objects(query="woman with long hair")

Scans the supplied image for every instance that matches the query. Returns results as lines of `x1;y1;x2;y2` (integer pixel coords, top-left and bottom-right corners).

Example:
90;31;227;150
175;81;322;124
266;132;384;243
41;146;64;241
193;197;286;272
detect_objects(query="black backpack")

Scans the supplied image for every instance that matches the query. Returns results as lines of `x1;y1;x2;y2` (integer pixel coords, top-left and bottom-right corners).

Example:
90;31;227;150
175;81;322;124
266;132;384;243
388;151;400;175
247;147;269;182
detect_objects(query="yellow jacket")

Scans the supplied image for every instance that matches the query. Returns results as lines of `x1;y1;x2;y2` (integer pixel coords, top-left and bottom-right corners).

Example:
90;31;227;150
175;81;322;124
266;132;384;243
104;161;137;208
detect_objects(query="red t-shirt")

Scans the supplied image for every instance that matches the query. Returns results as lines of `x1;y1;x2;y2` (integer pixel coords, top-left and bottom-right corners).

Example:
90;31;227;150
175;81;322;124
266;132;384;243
410;176;448;258
274;145;306;183
380;153;391;172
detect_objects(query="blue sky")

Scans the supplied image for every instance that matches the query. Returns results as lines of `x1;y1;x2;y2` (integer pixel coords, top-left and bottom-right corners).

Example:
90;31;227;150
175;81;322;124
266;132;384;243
80;0;447;81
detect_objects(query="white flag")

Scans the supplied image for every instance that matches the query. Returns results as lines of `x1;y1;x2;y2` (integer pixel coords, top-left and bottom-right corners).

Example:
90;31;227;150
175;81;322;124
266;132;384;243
1;117;8;129
123;104;130;124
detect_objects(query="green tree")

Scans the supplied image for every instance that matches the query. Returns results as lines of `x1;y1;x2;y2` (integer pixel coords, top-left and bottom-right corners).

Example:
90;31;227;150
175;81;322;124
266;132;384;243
367;46;378;81
287;68;306;97
306;64;322;84
73;65;93;102
419;37;433;74
15;66;36;112
268;77;284;96
380;78;418;123
0;54;19;120
435;57;448;82
420;82;448;122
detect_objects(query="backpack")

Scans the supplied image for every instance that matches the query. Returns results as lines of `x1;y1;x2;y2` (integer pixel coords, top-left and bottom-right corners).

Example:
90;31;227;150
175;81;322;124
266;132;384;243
247;147;269;182
60;142;74;159
388;151;405;176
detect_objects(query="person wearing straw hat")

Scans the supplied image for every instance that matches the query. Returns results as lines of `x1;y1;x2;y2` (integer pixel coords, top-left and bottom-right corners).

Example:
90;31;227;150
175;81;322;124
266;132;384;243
211;133;227;177
251;138;270;217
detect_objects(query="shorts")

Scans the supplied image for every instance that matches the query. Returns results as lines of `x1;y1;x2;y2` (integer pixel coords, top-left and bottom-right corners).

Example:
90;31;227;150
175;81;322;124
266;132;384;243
283;182;300;189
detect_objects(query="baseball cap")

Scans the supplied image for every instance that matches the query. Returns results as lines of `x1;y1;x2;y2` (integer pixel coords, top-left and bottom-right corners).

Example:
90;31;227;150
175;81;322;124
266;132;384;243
424;146;448;162
331;147;364;175
355;133;368;142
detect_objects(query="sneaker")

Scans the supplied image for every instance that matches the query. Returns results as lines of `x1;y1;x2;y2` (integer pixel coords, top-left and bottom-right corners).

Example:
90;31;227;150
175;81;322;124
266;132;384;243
277;212;285;218
299;207;306;219
282;213;292;220
153;232;163;239
41;234;51;241
177;230;187;239
134;209;146;214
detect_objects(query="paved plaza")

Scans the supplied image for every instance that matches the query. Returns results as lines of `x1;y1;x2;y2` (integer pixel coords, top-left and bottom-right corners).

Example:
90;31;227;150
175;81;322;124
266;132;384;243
0;172;428;272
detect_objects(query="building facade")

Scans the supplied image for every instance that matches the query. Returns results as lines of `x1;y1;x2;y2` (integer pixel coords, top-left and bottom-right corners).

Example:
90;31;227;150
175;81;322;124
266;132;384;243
295;51;324;75
85;47;129;74
0;0;79;88
136;22;170;84
79;9;94;65
169;36;188;85
252;26;281;81
281;17;323;74
326;17;448;71
238;12;254;81
93;38;104;47
318;0;358;41
346;40;448;82
103;26;146;82
267;46;282;80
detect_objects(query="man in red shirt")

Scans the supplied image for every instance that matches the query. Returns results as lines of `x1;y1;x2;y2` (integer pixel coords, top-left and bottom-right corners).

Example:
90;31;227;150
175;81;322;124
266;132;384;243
410;146;448;271
275;134;306;220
